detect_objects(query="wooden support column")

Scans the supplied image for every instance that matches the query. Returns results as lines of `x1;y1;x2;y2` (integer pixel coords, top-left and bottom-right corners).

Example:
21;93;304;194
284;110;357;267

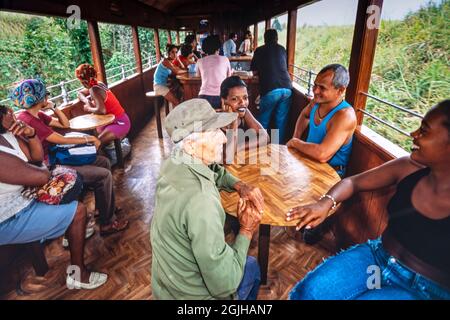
253;23;258;50
265;18;271;30
286;9;297;80
346;0;384;125
132;26;143;74
87;21;107;84
154;28;161;62
176;31;180;45
167;30;172;44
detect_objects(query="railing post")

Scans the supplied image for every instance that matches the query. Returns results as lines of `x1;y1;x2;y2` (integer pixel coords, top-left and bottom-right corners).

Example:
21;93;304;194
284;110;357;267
60;81;68;104
87;21;107;85
154;28;161;63
265;18;271;31
286;9;297;81
132;26;143;74
346;0;384;125
121;64;126;80
308;70;313;97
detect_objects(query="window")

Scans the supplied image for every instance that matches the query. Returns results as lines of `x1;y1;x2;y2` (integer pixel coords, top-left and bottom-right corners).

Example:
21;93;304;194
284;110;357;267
294;0;357;94
0;11;92;109
272;12;287;49
170;30;178;44
158;29;169;58
256;21;265;48
98;23;137;84
138;27;157;70
364;0;448;151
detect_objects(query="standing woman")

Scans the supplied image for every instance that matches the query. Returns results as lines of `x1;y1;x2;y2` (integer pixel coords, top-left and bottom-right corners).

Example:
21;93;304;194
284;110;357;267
153;44;187;107
196;35;232;109
239;30;253;55
76;64;131;146
287;100;450;300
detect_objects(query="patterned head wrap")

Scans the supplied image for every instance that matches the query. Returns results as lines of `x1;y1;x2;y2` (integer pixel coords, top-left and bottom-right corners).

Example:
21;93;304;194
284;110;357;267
9;78;47;109
75;63;98;88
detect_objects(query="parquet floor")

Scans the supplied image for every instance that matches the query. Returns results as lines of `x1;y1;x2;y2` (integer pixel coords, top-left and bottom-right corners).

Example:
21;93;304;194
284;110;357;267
1;111;334;300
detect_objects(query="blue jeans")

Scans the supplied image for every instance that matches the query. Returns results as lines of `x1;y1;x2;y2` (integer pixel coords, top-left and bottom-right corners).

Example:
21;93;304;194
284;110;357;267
257;88;292;144
289;238;450;300
237;256;261;300
198;95;222;109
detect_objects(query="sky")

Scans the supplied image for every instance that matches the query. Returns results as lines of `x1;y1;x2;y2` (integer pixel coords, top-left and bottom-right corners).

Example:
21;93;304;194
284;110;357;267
272;0;444;26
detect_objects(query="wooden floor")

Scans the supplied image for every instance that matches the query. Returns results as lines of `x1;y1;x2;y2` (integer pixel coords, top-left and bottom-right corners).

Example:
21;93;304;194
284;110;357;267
1;111;334;300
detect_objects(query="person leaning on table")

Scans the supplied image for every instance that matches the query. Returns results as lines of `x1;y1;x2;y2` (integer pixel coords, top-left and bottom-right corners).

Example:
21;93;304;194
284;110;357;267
150;98;264;300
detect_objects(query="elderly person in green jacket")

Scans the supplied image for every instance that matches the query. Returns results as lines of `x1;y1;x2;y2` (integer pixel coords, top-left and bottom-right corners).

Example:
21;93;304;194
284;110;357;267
151;98;264;300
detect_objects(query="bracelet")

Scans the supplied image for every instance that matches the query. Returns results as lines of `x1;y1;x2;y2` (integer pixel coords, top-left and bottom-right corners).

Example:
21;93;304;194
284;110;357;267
319;194;337;210
84;136;89;144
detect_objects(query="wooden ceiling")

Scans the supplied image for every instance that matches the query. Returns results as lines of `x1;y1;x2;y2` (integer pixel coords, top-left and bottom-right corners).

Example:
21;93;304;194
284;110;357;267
0;0;316;31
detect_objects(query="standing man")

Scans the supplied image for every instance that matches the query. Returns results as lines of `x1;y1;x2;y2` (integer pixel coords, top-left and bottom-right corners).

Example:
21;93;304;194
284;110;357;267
223;33;238;58
250;29;292;144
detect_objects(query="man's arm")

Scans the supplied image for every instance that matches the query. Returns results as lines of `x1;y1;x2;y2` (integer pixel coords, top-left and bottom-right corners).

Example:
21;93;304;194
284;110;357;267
292;100;313;139
186;194;250;298
288;108;357;163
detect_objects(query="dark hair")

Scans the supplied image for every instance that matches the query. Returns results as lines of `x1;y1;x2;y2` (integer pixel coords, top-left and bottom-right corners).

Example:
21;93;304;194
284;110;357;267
166;44;178;56
318;63;350;89
180;43;193;57
264;29;278;44
245;30;252;38
220;76;247;99
184;34;196;45
429;99;450;134
202;35;221;55
229;33;237;39
0;105;8;134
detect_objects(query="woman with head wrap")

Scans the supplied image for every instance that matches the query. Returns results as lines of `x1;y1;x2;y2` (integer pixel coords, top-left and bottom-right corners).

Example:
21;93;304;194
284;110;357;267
76;63;131;146
13;78;129;237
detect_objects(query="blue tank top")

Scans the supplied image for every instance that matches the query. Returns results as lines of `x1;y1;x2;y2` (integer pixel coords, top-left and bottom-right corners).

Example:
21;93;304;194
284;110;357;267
307;100;353;173
154;61;172;86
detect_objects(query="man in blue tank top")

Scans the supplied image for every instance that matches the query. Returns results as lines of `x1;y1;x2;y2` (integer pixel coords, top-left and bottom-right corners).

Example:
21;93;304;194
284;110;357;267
287;64;357;244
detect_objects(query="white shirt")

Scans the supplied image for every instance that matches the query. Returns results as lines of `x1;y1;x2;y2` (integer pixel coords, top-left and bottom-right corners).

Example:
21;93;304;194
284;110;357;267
0;132;33;223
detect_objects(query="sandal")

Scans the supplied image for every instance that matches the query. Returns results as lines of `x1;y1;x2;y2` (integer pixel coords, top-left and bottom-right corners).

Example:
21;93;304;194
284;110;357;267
66;271;108;290
100;219;129;236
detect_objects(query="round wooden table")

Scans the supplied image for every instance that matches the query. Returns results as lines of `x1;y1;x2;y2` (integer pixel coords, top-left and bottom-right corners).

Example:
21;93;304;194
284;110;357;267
220;144;340;284
69;113;115;131
68;113;124;168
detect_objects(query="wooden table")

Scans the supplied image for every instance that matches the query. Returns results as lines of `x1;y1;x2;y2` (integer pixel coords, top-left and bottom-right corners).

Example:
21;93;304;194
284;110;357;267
220;144;340;284
228;55;253;63
176;71;259;113
69;113;124;168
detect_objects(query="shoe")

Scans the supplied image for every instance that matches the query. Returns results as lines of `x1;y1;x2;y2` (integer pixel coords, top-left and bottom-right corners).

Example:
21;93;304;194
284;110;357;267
62;226;95;248
302;225;323;245
100;219;129;237
66;271;108;290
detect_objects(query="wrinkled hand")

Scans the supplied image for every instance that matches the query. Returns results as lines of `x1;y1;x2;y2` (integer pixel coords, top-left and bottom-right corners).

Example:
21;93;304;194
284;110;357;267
237;198;262;239
285;201;331;231
8;120;35;138
286;137;301;149
235;181;264;213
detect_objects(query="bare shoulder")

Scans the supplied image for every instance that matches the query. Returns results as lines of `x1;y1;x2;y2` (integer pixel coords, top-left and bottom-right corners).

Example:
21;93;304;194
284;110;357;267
330;107;357;130
393;156;426;180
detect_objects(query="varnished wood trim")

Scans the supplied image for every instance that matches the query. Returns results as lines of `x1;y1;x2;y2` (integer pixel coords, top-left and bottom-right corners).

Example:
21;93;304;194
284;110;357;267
154;28;161;62
132;26;143;74
87;21;107;84
286;9;297;80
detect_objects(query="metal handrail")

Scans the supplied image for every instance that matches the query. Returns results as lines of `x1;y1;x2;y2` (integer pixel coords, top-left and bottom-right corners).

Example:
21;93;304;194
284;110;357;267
358;109;411;137
360;91;424;119
290;64;316;96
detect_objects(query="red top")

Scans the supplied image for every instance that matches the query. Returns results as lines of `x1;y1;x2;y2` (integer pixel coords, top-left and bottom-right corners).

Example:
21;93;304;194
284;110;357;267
95;84;125;117
18;111;54;160
104;90;125;117
173;56;190;69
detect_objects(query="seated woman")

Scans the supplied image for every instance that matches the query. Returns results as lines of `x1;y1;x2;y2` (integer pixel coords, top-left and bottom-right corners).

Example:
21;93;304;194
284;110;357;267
196;35;232;109
220;76;269;163
153;44;187;107
14;79;128;236
76;63;131;147
173;43;195;70
286;100;450;300
0;105;107;289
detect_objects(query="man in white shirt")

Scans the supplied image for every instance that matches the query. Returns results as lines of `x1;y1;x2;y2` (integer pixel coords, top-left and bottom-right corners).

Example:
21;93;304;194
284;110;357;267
223;33;237;58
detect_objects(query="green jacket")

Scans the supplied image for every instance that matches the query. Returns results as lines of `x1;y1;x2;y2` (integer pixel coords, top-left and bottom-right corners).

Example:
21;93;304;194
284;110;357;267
150;149;250;300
